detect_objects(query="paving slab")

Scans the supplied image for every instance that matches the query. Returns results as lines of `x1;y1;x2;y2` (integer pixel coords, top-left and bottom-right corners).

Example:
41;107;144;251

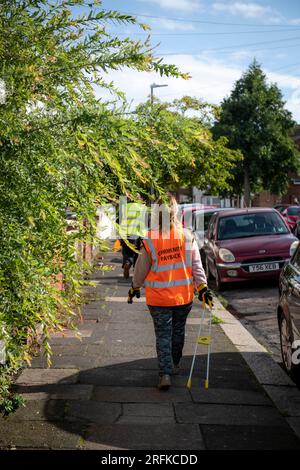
30;356;98;370
201;424;300;450
48;344;87;356
117;416;176;424
3;400;66;422
122;403;174;417
191;387;272;406
92;386;192;403
0;421;84;449
286;417;300;439
241;352;296;386
117;403;176;423
14;384;93;401
263;385;300;417
79;368;160;387
83;424;204;450
175;403;289;426
15;369;79;386
64;401;122;424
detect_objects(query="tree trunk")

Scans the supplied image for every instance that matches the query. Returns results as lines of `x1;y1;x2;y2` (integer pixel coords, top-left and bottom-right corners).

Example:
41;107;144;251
244;169;251;207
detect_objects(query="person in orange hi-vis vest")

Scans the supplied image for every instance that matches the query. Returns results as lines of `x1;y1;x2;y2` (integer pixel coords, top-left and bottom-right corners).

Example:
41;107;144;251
127;195;213;391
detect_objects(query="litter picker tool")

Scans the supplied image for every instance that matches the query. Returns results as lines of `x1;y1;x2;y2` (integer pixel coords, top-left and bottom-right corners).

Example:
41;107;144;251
186;299;213;390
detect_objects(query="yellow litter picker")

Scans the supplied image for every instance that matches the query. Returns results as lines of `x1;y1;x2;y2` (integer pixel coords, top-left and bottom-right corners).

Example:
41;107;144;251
186;299;213;390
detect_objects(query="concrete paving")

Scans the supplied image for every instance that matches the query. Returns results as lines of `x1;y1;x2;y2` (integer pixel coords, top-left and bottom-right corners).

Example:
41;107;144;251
1;252;300;450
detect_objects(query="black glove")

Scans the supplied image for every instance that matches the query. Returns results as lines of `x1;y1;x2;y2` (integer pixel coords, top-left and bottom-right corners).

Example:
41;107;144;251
197;284;213;307
127;285;141;304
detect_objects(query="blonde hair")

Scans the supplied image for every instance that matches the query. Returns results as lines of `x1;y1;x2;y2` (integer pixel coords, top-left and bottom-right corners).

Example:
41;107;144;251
150;194;181;232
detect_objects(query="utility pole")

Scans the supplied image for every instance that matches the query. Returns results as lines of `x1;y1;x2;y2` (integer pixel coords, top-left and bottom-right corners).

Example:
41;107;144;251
149;83;168;201
150;83;168;106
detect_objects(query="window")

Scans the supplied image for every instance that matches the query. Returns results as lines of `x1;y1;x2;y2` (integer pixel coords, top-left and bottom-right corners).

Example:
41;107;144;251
207;214;217;239
217;212;289;241
288;207;300;216
193;211;217;232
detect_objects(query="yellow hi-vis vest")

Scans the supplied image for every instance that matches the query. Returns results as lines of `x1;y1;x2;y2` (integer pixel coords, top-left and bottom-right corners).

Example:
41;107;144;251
119;202;148;239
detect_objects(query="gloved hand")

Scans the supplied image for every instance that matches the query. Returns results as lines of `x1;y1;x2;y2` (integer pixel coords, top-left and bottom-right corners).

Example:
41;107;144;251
197;283;213;308
127;285;141;304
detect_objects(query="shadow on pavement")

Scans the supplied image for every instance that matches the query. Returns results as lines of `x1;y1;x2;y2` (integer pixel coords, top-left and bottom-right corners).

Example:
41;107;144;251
12;353;300;450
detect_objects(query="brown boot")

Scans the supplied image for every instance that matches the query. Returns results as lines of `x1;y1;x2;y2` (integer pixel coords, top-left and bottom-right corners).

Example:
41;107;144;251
158;374;171;391
123;262;130;279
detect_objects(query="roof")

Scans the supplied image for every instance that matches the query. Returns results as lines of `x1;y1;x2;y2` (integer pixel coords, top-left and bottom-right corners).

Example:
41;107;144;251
216;207;277;217
193;207;233;214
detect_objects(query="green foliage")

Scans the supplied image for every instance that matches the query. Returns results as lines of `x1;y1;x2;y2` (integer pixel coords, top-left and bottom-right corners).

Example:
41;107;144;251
132;98;241;194
211;314;224;325
0;1;239;414
0;0;186;413
0;369;25;416
213;60;300;202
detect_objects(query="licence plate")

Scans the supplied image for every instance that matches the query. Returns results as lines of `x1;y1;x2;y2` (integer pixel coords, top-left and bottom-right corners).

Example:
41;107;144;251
249;263;279;273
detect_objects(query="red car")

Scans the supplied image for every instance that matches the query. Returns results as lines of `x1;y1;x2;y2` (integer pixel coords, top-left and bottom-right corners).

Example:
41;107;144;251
202;208;299;290
282;206;300;229
274;204;291;214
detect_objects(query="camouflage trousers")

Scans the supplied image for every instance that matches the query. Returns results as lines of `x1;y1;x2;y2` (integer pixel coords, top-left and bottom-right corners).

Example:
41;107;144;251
148;303;193;376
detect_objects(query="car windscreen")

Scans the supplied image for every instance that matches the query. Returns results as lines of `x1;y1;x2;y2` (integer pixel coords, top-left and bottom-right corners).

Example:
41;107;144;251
287;207;300;216
217;212;289;240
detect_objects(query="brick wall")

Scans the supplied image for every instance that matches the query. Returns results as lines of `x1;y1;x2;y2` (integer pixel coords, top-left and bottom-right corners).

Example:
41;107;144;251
253;190;279;207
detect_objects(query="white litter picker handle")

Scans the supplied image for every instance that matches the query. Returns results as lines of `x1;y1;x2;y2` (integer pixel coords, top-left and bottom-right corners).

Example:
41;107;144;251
204;302;213;389
186;300;213;390
186;306;206;389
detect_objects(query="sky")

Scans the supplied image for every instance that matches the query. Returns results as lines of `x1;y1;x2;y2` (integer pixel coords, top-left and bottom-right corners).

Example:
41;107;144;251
90;1;300;121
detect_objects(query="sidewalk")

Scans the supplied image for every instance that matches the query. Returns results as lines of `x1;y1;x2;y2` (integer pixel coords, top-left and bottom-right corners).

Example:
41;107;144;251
1;251;300;450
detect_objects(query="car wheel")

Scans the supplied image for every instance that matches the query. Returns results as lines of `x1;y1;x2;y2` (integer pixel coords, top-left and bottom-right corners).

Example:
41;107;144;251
279;313;300;383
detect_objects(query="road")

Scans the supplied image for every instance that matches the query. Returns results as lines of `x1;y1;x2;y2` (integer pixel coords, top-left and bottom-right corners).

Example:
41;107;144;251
215;280;281;364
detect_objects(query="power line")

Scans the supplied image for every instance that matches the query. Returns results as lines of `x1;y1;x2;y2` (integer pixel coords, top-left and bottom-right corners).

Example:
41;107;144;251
117;28;300;37
119;10;300;29
158;35;300;55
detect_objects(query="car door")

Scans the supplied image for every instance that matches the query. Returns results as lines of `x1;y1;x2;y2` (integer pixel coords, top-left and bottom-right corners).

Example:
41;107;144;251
288;248;300;340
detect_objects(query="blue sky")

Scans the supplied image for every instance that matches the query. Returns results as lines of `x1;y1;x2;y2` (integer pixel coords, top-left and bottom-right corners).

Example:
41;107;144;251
91;1;300;121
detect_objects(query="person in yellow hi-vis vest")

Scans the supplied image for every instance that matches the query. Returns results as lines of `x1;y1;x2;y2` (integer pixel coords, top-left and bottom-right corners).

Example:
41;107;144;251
127;195;213;390
119;201;148;279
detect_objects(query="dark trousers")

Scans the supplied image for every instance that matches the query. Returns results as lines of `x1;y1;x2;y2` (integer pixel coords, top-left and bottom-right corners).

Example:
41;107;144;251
148;303;193;376
121;238;140;268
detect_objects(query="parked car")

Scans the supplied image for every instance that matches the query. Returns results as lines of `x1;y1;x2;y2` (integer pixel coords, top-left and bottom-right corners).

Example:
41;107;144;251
274;204;291;214
282;206;300;229
277;244;300;383
202;208;299;290
293;219;300;239
180;205;219;229
192;207;234;250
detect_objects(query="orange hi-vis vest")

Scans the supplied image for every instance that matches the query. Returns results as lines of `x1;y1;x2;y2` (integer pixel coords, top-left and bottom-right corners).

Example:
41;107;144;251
143;227;194;307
